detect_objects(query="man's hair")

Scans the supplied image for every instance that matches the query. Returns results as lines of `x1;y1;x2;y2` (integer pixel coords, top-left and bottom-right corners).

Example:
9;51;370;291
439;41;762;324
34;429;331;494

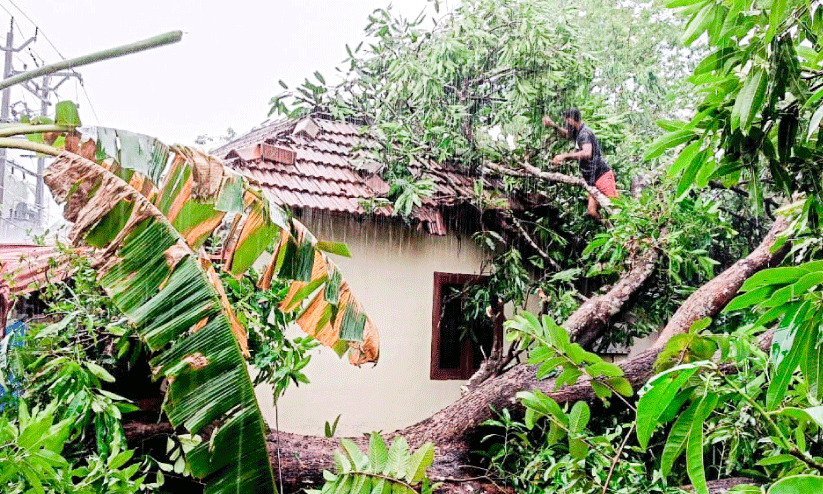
561;107;581;122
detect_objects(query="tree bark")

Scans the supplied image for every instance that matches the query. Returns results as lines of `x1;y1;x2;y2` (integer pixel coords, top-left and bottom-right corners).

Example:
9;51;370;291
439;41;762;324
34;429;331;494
690;477;762;493
462;298;507;394
563;249;659;347
482;161;614;213
265;216;790;491
652;215;788;349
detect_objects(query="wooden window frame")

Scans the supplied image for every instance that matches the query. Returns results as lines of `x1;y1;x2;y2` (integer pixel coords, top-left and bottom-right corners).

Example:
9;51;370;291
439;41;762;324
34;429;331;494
430;271;491;380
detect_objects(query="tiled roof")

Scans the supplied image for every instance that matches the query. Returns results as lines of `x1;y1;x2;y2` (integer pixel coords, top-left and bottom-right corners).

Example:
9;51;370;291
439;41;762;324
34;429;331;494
213;116;510;235
0;244;76;295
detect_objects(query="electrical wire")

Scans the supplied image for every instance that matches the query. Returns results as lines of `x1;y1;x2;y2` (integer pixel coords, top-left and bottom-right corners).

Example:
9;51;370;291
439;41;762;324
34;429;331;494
0;1;101;123
3;0;65;60
0;3;12;20
76;79;100;124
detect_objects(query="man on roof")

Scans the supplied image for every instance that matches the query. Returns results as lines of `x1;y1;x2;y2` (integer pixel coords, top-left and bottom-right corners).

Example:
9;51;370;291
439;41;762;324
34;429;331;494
542;107;618;220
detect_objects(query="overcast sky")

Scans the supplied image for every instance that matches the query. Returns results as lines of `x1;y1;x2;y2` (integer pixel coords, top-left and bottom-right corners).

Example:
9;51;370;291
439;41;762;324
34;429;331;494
2;0;435;145
0;0;441;239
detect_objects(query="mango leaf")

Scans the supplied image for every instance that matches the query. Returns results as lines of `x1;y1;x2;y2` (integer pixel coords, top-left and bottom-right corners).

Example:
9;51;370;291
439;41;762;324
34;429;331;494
725;284;777;312
644;129;696;160
681;2;715;46
637;365;701;449
668;140;702;178
768;475;823;493
692;47;737;76
676;148;709;198
801;336;823;400
741;266;809;292
808;104;823;141
661;399;699;477
765;0;786;44
731;67;768;131
768;322;811;410
666;0;705;7
686;394;718;494
771;301;807;369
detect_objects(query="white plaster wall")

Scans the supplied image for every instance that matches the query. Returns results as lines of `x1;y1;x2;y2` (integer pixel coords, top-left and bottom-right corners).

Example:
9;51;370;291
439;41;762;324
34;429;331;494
255;211;490;437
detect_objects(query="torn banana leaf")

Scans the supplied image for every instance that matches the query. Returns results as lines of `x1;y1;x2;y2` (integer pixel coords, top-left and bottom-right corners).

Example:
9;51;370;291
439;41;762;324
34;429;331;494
64;127;378;365
44;152;273;494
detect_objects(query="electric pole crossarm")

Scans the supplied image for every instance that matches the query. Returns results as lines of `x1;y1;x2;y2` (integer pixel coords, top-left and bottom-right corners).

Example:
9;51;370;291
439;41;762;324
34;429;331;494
9;30;36;52
0;21;35;52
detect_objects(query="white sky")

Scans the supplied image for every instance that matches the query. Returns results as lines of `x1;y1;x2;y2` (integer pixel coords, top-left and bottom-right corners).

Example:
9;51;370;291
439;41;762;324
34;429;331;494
1;0;434;145
0;0;438;240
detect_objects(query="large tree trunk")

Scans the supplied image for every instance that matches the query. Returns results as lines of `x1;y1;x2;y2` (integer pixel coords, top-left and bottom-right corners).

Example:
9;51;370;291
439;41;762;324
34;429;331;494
652;217;788;348
266;216;790;491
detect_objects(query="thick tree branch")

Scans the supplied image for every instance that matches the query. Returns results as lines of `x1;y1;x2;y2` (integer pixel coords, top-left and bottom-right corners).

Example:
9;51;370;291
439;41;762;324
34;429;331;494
563;249;659;347
483;161;614;214
462;298;507;394
482;161;530;178
686;478;762;493
264;215;790;491
653;215;788;348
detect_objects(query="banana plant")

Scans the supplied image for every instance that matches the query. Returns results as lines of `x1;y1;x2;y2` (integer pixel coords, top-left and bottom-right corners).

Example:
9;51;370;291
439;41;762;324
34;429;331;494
1;103;379;494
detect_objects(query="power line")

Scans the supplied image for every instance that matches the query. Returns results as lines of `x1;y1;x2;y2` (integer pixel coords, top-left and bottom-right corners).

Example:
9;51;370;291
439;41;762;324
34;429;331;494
76;78;99;123
3;0;65;60
0;1;100;123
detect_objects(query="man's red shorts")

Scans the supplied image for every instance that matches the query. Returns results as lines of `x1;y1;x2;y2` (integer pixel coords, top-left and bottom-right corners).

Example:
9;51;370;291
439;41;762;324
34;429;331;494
594;170;618;198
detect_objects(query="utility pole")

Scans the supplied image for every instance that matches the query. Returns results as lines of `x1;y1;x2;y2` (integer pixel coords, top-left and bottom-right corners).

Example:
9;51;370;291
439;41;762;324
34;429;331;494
30;72;80;226
0;17;35;211
34;75;48;226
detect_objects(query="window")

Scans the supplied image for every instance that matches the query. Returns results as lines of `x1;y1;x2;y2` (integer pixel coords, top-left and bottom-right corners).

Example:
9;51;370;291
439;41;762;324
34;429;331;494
430;272;498;380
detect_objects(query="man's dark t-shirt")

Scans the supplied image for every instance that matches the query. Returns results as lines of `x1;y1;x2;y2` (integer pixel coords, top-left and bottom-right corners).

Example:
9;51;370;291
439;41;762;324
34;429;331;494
575;125;611;186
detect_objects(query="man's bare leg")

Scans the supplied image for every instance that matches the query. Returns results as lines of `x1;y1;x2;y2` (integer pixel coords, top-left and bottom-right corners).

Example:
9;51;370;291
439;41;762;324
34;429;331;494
587;194;602;220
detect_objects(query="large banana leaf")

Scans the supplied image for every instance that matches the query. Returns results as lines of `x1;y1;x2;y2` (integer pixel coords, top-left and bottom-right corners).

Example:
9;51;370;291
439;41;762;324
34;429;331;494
45;152;275;494
40;127;379;494
63;127;379;365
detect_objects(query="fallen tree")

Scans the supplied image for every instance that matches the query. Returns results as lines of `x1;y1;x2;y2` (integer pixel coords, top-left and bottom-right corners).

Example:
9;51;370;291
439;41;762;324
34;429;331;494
265;215;790;490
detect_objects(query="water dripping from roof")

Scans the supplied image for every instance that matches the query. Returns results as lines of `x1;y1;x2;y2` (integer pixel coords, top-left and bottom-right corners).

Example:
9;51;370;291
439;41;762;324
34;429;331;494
375;215;386;254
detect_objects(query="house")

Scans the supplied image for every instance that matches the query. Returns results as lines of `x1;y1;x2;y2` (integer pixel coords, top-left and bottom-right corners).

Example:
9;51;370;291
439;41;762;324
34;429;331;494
213;115;513;436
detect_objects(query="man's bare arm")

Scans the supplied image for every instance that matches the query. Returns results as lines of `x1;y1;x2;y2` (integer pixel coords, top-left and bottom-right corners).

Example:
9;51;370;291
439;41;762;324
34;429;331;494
542;116;569;138
552;143;592;165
